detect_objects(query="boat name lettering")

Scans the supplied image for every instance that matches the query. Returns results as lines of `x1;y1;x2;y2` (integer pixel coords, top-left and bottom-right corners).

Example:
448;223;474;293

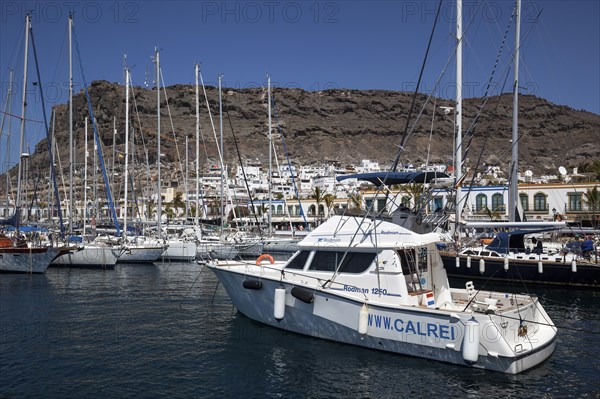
368;314;455;340
316;237;342;243
379;230;401;235
343;285;368;293
371;288;388;295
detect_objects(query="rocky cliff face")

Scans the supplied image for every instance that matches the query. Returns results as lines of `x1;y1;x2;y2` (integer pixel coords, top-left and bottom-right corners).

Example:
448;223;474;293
31;80;600;177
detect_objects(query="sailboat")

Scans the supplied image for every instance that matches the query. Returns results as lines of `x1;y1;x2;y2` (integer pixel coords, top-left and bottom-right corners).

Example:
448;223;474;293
1;14;62;273
117;55;167;264
159;63;198;262
236;75;301;257
51;15;123;269
193;72;239;261
438;0;600;287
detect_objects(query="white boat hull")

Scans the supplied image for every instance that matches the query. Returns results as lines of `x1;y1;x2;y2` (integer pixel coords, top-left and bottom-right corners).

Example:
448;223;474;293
118;245;166;263
262;238;300;253
196;242;238;261
0;247;62;274
161;240;197;261
52;245;122;268
211;266;556;374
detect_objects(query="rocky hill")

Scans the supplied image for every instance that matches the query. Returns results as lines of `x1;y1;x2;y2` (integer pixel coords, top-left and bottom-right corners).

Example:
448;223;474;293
25;80;600;179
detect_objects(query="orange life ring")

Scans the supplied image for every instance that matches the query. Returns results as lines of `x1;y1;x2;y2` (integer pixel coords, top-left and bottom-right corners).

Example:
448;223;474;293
256;253;275;266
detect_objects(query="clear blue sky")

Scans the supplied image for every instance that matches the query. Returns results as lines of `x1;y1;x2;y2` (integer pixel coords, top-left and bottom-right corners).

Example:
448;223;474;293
1;0;599;170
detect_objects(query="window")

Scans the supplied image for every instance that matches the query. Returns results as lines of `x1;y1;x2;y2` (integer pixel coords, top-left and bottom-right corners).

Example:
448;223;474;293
491;193;504;212
418;248;428;271
568;193;582;211
318;204;325;216
377;198;387;213
398;248;428;275
365;199;373;211
476;194;487;212
307;251;375;274
519;194;529;211
534;193;547;212
308;205;316;216
401;196;411;209
286;251;310;269
431;196;443;213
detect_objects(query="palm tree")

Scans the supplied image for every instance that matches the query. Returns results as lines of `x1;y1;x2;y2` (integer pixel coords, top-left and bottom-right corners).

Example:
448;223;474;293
228;206;249;223
323;193;336;217
583;186;600;228
171;191;185;217
147;201;156;221
578;160;600;180
483;206;501;221
349;192;363;210
311;187;325;223
165;205;175;221
400;183;424;211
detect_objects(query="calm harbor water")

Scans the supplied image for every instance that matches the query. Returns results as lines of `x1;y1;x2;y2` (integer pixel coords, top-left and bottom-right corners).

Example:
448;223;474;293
1;262;599;398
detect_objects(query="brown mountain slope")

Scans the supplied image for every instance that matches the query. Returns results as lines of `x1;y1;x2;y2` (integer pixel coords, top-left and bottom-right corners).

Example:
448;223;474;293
30;80;600;177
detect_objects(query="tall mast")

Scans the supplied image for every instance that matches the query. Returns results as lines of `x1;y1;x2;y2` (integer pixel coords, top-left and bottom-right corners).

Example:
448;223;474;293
1;69;14;214
155;48;162;239
49;110;55;222
509;0;521;223
267;75;273;236
112;116;116;180
16;14;30;227
124;67;130;237
454;0;463;242
93;119;97;224
194;63;200;227
83;117;88;236
218;74;224;236
68;13;74;234
185;134;189;220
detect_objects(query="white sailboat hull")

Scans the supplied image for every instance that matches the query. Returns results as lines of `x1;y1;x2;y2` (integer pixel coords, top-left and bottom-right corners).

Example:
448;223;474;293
161;240;197;261
0;247;62;274
52;245;122;268
118;245;166;263
196;242;238;261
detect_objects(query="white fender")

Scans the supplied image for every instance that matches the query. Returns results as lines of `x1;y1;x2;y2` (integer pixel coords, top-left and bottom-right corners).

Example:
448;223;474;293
504;257;509;271
358;304;369;335
538;261;543;274
455;256;460;268
479;259;485;274
571;260;577;273
467;256;471;268
462;318;480;363
274;287;286;320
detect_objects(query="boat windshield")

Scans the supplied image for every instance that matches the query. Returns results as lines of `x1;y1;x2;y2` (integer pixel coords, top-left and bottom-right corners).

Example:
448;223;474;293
308;251;376;274
285;250;310;269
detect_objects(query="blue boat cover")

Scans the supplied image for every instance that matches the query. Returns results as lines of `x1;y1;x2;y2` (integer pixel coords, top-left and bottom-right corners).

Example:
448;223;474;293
485;228;557;254
4;225;49;233
336;171;449;186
